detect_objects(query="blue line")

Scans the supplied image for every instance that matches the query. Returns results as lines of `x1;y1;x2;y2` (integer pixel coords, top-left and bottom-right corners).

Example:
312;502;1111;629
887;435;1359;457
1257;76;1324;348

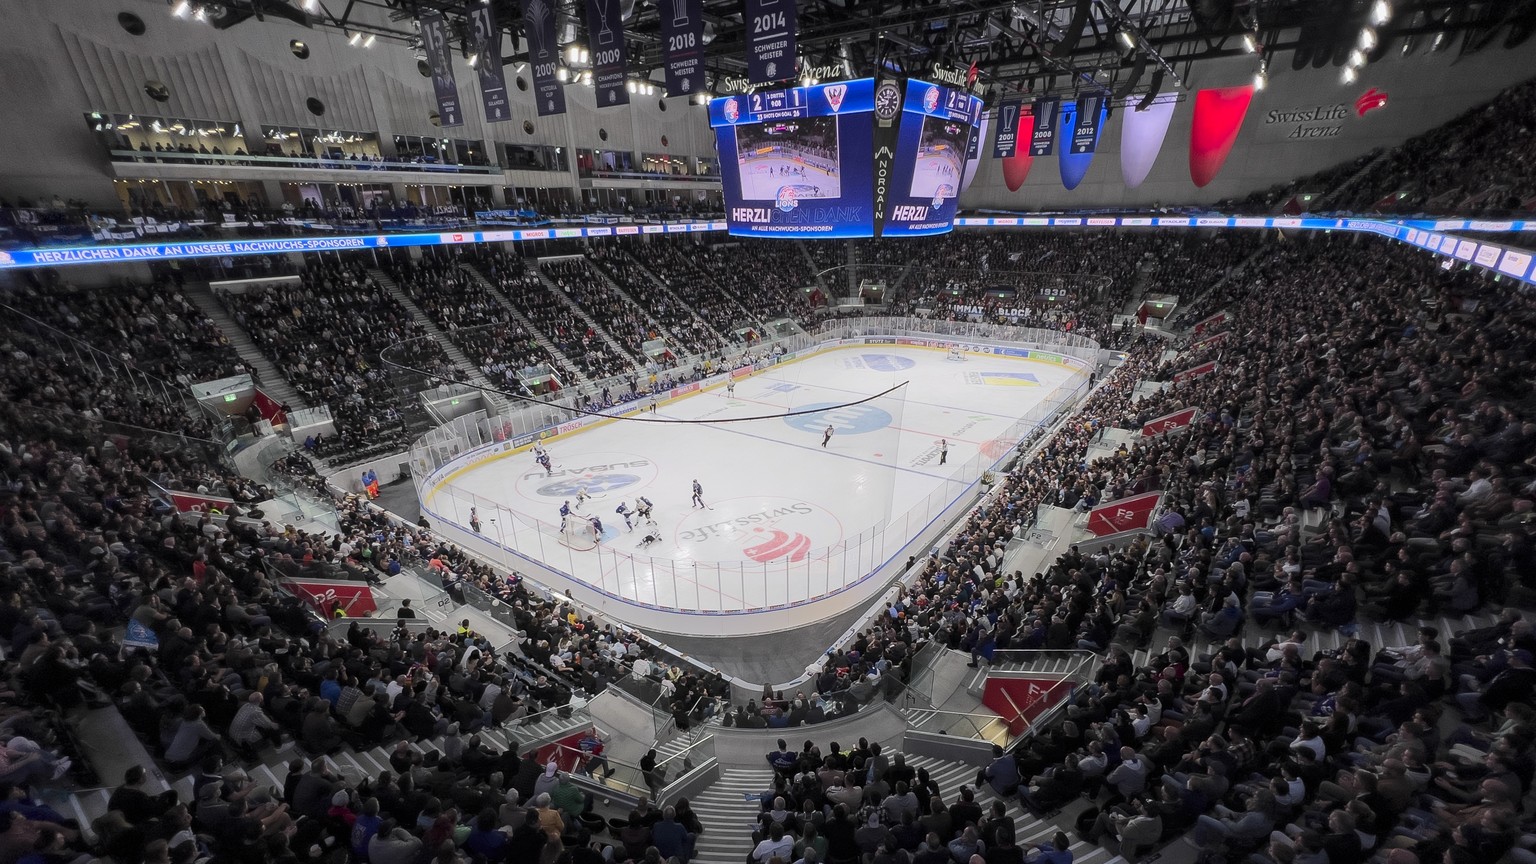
750;370;1023;419
658;408;960;482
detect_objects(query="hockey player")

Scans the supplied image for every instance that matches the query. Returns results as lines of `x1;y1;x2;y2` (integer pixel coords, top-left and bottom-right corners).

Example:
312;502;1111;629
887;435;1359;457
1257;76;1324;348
575;488;591;511
615;501;634;531
559;500;572;529
636;496;656;525
588;514;604;540
536;451;552;476
691;480;705;509
726;379;736;397
822;425;834;448
939;439;949;465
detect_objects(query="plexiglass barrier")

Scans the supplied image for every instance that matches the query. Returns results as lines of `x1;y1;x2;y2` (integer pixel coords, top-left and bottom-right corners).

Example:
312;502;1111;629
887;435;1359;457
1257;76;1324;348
403;321;1094;614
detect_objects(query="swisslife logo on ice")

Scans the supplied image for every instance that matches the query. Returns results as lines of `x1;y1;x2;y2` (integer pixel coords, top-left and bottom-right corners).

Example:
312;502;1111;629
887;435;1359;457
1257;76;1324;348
677;497;842;564
1354;88;1389;117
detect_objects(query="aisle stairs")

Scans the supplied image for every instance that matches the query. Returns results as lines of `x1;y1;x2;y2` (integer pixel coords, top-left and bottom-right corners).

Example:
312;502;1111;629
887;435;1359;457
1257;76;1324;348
186;281;305;409
456;262;593;389
530;261;643;365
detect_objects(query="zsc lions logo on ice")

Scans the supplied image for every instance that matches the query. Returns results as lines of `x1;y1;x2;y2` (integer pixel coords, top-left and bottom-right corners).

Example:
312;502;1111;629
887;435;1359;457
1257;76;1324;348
923;85;940;113
824;84;847;113
723;98;740;123
776;185;800;213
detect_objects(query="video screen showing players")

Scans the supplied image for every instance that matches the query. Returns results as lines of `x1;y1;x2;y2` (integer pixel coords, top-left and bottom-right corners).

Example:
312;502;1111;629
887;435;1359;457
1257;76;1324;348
733;116;842;201
908;116;967;200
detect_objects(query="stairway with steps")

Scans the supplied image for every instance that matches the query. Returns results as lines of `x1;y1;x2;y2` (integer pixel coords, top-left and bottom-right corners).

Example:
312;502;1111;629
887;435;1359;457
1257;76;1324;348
367;267;504;406
186;281;305;409
602;251;738;347
585;253;726;356
58;702;593;839
645;243;772;337
457;262;594;390
687;765;777;864
796;241;833;297
903;753;1121;864
530;262;644;366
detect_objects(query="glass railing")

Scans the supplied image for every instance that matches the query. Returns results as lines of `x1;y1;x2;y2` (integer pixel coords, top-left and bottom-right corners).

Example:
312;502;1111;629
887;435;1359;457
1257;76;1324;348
658;731;716;796
109;148;503;175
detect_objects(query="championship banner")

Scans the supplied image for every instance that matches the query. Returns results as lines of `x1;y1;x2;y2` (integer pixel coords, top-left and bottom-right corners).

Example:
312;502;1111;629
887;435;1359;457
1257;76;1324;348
419;12;464;127
1140;406;1198;437
992;99;1023;158
586;0;629;107
870;78;905;238
1087;491;1164;536
1002;105;1035;192
743;0;796;83
659;0;705;97
1029;97;1060;156
468;3;511;122
1059;97;1108;191
1070;94;1107;154
284;578;378;618
1191;310;1228;336
1173;360;1218;383
1189;330;1231;352
520;0;567;116
959;111;988;194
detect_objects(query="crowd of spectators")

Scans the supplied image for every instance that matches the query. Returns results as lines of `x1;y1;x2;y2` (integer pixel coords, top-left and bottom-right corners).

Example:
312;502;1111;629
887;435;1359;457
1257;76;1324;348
684;241;821;329
538;259;659;364
1240;75;1536;216
379;253;579;395
467;250;633;382
585;245;729;361
622;239;762;341
824;231;1536;864
220;260;457;462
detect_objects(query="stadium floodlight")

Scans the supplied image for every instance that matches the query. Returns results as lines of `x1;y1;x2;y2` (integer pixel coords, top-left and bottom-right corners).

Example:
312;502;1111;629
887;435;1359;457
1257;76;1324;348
627;80;637;93
172;0;192;17
348;31;361;46
1358;28;1377;51
1241;32;1260;54
1348;48;1366;67
1370;0;1392;26
556;67;568;81
1342;65;1359;84
363;34;376;48
1115;26;1137;52
303;0;319;11
467;52;478;67
1253;60;1267;90
192;4;206;20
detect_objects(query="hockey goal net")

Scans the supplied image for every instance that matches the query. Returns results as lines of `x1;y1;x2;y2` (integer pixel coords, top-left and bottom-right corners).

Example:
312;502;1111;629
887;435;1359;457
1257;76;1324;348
946;346;966;361
558;518;598;551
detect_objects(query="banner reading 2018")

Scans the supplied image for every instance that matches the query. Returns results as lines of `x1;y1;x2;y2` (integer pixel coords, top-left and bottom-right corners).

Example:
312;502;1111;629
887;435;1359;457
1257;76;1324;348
660;0;705;97
743;0;796;84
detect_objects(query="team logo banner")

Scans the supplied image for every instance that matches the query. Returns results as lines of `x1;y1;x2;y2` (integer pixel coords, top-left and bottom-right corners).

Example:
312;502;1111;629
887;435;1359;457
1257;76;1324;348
993;99;1023;158
660;0;705;97
1087;491;1163;536
744;0;796;84
1173;360;1218;383
586;0;629;107
420;11;464;127
520;0;567;116
468;3;511;122
1029;97;1060;156
1141;406;1198;437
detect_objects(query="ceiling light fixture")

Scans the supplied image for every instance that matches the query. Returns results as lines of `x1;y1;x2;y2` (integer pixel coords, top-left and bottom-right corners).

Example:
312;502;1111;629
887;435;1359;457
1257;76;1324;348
1242;32;1260;54
1358;28;1377;51
348;31;361;46
1115;27;1136;52
363;34;376;48
172;1;191;17
1342;66;1359;84
1370;0;1392;26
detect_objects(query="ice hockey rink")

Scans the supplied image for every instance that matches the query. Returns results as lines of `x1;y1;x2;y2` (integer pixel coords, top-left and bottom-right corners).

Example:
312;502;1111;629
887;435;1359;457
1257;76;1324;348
420;344;1082;624
910;150;964;198
737;157;841;200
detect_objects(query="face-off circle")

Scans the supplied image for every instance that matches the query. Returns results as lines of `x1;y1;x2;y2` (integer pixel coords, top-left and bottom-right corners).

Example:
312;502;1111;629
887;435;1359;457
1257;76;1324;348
673;497;844;563
514;451;659;501
783;402;894;436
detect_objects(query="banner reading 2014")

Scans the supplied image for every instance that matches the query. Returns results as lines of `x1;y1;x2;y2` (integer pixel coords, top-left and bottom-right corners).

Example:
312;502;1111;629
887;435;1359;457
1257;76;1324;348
743;0;796;84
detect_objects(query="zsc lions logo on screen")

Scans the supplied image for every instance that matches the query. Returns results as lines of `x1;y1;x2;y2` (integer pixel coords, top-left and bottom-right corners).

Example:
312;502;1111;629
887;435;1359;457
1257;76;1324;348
723;98;740;123
923;85;940;113
776;185;800;213
515;451;658;499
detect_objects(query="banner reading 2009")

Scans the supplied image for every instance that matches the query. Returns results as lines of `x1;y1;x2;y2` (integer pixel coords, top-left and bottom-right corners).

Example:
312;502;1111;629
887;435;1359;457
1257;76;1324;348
586;0;629;107
520;0;567;116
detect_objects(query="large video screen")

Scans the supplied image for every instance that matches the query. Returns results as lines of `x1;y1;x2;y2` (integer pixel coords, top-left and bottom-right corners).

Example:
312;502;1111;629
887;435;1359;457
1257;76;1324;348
710;80;875;238
881;80;982;237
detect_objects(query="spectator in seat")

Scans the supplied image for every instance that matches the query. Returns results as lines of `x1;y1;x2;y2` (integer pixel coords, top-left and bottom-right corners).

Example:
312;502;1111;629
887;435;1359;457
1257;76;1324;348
974;745;1020;797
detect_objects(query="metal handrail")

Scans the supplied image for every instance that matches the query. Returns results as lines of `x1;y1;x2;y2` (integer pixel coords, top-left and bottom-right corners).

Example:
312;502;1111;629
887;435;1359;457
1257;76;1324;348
109;148;502;175
655;731;714;772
